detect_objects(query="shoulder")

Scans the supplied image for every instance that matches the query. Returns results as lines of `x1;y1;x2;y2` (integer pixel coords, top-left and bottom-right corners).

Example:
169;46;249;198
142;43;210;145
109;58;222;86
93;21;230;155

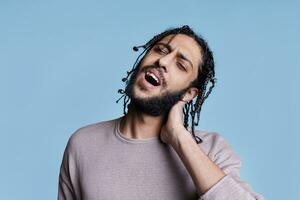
194;130;242;173
66;117;120;151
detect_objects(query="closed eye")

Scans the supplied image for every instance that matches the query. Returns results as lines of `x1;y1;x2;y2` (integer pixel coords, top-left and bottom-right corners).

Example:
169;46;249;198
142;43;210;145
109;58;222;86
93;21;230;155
153;45;169;54
177;62;187;72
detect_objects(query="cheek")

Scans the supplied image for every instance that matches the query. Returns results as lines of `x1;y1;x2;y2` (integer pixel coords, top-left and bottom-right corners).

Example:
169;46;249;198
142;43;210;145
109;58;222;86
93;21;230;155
166;77;185;90
168;74;195;91
140;52;161;66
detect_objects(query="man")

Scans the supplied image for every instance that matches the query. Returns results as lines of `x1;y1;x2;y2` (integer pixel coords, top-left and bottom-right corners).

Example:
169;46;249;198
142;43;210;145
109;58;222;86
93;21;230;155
58;25;265;200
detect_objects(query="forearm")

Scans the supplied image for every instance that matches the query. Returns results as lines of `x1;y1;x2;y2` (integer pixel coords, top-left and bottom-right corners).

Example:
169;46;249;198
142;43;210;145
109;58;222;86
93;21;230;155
171;129;226;196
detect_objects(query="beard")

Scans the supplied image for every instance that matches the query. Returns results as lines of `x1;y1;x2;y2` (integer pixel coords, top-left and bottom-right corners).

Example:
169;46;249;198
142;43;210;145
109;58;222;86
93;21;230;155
124;65;191;116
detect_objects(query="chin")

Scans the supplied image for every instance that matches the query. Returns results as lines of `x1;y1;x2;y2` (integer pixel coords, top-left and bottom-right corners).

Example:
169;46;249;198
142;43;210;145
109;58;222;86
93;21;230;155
132;83;159;99
133;89;156;100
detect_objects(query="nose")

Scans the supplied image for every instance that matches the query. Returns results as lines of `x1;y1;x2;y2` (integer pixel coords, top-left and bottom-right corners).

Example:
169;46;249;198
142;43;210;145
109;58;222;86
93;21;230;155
157;51;176;73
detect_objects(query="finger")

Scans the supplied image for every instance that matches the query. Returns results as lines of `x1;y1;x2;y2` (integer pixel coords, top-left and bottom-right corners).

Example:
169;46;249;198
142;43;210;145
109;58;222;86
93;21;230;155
180;99;189;103
175;99;187;109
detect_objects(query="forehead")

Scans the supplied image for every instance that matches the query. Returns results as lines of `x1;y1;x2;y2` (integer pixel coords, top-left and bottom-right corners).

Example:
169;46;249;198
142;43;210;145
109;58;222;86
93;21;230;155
156;34;202;68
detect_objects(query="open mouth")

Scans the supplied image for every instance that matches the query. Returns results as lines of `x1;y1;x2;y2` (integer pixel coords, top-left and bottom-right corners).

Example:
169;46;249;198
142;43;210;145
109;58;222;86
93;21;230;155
144;71;161;86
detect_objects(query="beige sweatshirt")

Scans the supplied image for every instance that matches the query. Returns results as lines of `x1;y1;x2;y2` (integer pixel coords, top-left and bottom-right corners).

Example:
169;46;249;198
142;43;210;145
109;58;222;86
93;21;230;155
58;117;265;200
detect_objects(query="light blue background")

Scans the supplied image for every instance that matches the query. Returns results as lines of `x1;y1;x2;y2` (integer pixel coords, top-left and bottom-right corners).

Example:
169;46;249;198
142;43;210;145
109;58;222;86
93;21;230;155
0;0;299;199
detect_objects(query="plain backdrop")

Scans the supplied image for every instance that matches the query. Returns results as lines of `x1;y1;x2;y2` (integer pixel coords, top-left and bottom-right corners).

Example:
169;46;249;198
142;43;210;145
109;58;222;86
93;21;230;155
0;0;299;199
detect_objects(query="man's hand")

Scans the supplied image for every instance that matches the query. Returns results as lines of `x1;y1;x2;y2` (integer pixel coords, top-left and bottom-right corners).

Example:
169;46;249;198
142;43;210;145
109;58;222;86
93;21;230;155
160;100;192;147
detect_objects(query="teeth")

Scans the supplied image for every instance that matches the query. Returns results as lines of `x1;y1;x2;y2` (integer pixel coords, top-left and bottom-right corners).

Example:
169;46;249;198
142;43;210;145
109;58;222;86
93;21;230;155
146;72;159;83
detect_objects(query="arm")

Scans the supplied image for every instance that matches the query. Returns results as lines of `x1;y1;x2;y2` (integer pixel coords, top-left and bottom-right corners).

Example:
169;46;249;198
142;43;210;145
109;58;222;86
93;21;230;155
58;135;79;200
171;130;265;200
160;100;264;200
171;129;225;196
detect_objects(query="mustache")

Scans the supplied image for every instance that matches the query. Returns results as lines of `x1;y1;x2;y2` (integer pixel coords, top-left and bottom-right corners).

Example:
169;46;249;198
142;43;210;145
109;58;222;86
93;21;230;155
139;65;166;87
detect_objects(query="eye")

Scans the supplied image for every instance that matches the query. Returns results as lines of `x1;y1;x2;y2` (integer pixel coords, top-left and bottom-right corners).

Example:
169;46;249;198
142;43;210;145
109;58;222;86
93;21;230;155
154;45;168;54
177;62;187;72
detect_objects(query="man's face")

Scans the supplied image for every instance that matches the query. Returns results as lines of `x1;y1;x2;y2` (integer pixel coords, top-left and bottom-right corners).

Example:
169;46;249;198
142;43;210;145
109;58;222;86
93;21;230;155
125;34;202;116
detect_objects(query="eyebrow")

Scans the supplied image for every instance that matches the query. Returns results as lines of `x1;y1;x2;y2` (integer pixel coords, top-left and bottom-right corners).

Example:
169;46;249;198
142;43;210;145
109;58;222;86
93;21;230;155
156;42;194;69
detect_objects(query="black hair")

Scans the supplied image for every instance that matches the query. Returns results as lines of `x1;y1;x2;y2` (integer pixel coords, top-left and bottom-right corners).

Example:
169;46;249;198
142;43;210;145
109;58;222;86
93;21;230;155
116;25;217;144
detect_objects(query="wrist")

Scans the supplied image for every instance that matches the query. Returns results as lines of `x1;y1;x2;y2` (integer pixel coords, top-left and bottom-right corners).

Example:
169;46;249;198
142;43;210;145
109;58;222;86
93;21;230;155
172;128;194;150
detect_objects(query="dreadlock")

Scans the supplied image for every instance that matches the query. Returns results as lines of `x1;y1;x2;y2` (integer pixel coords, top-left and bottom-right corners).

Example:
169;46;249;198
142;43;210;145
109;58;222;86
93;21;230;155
116;25;217;144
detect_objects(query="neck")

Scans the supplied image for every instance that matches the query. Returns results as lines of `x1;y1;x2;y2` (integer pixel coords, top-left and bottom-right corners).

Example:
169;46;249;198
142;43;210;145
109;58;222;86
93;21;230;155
119;103;167;139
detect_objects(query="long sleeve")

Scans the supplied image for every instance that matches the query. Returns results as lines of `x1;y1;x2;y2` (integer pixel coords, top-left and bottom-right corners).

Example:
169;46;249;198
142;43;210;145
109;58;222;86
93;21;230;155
57;119;265;199
198;133;265;200
58;134;80;200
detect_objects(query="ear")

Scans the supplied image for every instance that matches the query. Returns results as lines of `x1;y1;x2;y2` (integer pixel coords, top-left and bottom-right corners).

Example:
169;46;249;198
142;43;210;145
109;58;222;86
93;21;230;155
181;87;198;102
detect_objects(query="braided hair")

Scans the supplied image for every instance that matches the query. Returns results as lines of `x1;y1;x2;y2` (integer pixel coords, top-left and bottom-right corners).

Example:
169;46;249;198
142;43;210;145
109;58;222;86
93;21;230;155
116;25;217;144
